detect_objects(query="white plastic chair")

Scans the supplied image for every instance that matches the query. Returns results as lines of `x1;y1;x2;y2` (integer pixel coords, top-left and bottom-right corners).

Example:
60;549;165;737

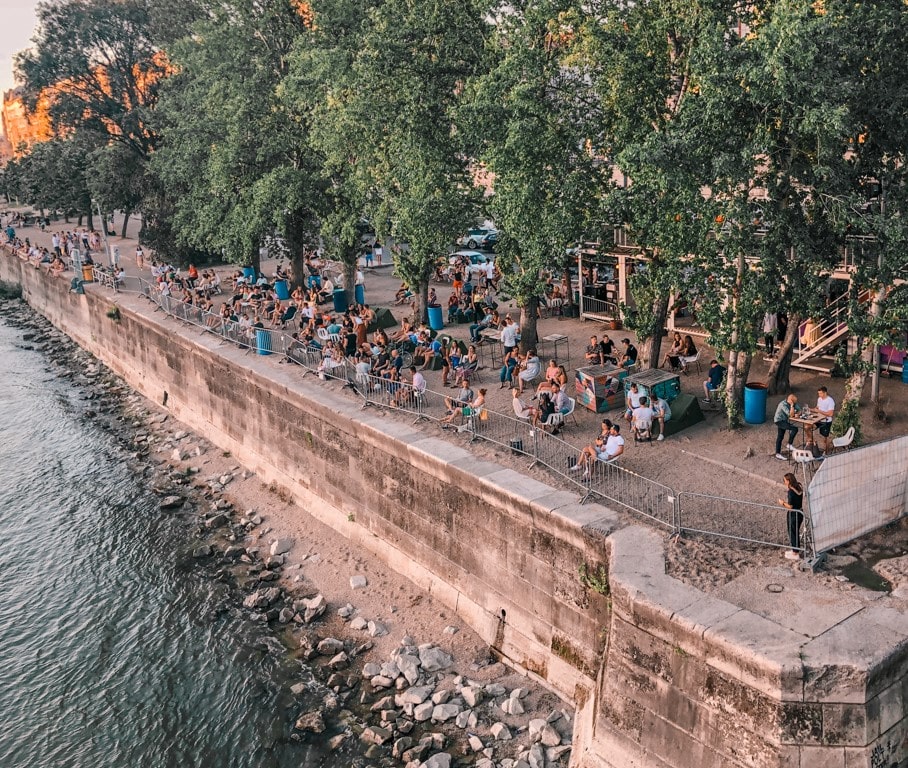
679;349;701;374
791;447;821;470
563;397;578;427
831;426;855;453
543;412;564;432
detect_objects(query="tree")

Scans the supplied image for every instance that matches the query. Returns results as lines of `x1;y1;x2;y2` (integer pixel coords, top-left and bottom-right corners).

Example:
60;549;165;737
16;0;169;162
286;0;376;302
321;0;486;323
466;0;607;351
152;0;322;277
587;0;861;424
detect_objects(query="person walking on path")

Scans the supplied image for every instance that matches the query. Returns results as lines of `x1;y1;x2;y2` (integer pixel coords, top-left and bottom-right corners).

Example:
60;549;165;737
778;472;804;560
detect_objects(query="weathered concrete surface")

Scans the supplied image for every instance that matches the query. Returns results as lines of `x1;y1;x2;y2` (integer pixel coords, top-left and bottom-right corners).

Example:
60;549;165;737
5;251;908;768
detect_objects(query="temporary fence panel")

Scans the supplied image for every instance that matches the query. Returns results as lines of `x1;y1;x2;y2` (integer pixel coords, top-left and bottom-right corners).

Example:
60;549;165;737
677;492;802;552
582;458;677;530
807;436;908;554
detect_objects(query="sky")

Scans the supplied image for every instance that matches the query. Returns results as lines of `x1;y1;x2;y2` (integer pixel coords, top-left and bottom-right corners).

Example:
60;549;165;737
0;0;41;96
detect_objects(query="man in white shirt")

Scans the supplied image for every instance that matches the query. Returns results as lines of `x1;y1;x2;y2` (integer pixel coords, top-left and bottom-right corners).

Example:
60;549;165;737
624;382;644;424
810;386;836;454
500;318;520;356
570;424;625;476
631;396;655;440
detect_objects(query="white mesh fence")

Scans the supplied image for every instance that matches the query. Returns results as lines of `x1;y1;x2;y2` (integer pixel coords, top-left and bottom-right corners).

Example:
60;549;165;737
807;435;908;554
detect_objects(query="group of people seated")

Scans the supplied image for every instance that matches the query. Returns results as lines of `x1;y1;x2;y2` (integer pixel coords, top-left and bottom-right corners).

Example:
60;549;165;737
661;331;698;373
500;346;543;392
623;382;671;442
584;334;638;368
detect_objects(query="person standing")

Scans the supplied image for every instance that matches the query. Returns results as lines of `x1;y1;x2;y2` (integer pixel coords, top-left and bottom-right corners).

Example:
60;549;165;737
762;311;777;358
773;394;799;460
811;386;836;454
500;316;520;358
778;472;804;560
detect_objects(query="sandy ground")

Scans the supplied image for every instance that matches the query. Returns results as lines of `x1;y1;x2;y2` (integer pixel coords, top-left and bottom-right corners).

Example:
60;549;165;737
9;210;908;610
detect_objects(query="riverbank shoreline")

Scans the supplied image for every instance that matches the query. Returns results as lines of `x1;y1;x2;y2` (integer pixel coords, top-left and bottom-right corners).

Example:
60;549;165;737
0;295;575;768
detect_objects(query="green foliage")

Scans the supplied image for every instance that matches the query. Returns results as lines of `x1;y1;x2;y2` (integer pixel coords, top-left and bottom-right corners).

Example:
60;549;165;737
464;0;608;343
578;562;610;596
831;397;861;447
151;0;321;270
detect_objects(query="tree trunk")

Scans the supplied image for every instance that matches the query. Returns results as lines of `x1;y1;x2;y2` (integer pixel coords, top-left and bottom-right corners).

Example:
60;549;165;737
561;254;575;314
766;312;800;395
518;297;539;354
415;279;430;326
638;295;669;369
724;348;752;427
291;248;306;291
723;249;750;427
120;209;131;238
343;260;357;308
868;285;886;405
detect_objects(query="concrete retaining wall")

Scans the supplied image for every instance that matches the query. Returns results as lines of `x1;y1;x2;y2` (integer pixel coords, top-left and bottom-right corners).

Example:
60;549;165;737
4;253;908;768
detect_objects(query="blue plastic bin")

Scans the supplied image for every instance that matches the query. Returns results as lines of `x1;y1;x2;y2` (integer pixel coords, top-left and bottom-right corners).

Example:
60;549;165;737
743;382;767;424
255;329;272;356
274;280;290;300
427;305;444;331
332;288;348;314
242;267;256;283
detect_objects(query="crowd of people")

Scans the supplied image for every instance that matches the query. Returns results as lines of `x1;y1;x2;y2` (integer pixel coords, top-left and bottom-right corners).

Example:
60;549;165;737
0;214;852;567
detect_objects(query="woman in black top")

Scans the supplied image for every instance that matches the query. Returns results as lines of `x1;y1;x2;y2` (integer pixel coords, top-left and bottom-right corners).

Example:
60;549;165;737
778;472;804;560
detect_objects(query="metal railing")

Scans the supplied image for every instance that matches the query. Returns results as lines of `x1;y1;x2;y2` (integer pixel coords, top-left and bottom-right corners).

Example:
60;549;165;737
676;492;809;554
65;272;815;554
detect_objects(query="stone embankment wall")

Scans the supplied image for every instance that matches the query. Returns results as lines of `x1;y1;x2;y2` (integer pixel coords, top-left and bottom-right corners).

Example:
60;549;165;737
4;253;908;768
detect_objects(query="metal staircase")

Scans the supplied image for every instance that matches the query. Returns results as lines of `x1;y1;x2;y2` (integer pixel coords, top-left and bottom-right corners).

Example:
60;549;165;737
791;291;869;373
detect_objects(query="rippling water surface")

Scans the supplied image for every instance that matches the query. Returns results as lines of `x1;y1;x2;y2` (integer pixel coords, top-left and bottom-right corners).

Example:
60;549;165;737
0;318;330;768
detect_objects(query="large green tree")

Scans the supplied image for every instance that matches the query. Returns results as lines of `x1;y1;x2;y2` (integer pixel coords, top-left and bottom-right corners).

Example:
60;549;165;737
324;0;486;323
466;0;607;350
152;0;321;277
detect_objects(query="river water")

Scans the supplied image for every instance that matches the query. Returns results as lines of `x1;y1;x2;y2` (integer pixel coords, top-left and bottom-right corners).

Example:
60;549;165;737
0;317;335;767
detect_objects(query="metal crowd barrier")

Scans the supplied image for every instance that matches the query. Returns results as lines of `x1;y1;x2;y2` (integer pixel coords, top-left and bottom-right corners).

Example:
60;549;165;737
125;274;819;552
676;492;806;553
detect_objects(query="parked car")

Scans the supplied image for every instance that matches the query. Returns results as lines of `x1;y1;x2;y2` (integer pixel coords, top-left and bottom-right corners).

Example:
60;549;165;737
458;228;498;250
449;249;493;266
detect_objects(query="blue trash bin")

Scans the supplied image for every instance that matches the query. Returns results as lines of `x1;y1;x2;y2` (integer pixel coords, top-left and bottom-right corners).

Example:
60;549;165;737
427;305;444;331
255;328;272;356
332;288;348;314
307;274;322;290
274;279;290;300
743;382;768;424
242;266;256;283
902;358;908;384
354;284;365;306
